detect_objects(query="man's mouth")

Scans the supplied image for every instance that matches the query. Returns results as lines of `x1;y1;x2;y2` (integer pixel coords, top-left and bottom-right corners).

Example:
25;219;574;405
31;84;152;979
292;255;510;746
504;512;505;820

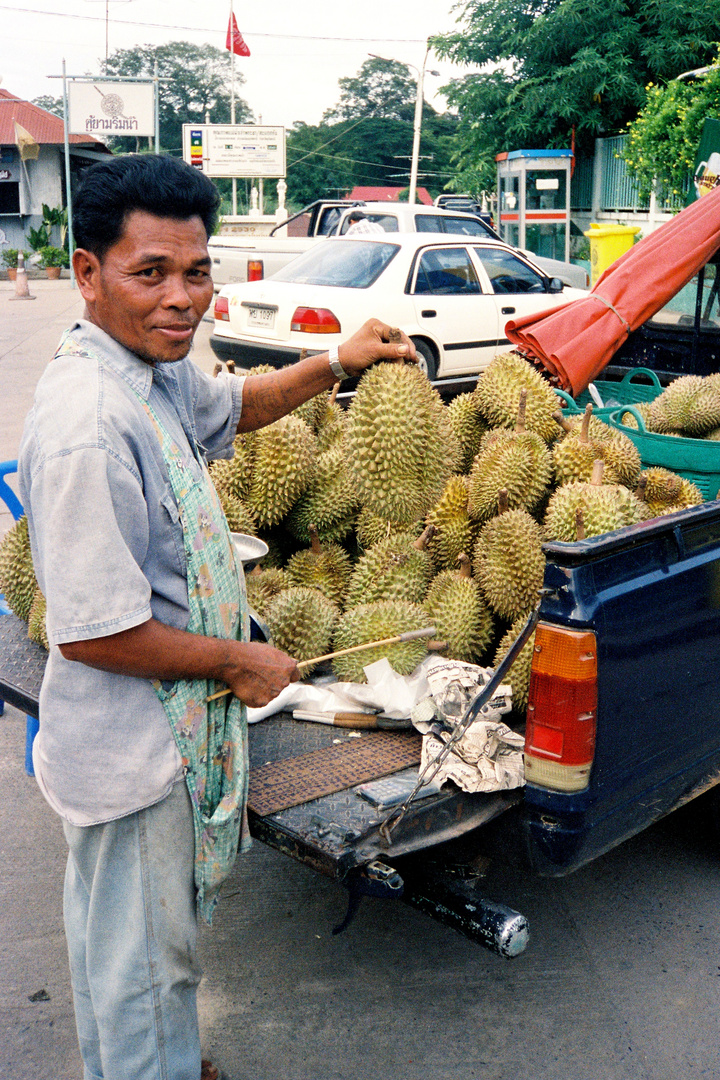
155;324;196;342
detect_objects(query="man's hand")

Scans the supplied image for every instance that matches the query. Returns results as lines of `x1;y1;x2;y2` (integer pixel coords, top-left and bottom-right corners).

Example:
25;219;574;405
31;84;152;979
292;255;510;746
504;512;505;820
333;320;417;379
220;641;300;708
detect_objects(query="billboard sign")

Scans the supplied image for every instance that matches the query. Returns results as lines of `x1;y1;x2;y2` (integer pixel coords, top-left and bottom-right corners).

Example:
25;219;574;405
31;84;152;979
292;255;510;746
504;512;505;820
182;125;286;178
68;81;155;138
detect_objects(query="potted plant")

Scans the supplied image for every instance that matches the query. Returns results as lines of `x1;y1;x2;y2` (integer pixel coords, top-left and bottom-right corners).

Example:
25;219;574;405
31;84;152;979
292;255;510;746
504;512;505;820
2;248;29;280
39;245;67;279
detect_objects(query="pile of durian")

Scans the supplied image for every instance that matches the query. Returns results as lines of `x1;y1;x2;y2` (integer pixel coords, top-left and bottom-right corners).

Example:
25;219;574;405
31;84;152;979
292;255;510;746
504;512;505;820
619;373;720;438
0;354;706;716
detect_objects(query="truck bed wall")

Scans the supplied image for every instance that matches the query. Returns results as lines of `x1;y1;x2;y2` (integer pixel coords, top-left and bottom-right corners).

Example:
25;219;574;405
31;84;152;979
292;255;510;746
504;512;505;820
522;502;720;875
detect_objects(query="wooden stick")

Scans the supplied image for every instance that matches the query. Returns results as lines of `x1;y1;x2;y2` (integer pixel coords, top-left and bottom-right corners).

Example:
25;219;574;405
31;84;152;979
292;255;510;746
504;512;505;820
204;625;437;702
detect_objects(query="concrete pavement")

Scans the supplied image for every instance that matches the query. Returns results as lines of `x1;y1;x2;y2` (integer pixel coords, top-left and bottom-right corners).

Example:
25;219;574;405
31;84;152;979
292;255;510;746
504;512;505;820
3;278;720;1079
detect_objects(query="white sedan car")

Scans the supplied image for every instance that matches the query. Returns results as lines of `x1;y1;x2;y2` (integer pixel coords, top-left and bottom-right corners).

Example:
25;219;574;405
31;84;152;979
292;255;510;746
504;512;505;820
210;233;587;380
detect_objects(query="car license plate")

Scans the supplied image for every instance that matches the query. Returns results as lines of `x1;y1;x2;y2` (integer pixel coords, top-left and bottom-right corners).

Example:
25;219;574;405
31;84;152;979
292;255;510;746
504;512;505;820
247;305;276;330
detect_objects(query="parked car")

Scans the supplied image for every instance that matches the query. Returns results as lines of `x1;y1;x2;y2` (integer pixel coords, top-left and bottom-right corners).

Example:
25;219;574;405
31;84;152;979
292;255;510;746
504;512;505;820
210;233;588;379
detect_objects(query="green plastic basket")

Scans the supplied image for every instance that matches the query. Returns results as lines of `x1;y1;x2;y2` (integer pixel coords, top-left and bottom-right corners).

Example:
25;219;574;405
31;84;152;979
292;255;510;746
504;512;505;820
607;405;720;500
556;367;664;420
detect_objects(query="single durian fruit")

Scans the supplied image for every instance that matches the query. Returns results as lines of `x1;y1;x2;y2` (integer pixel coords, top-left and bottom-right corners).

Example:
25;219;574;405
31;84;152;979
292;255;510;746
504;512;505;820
618;401;655;431
636;468;703;517
245;566;290;618
345;360;456;524
285;442;358;544
474;491;546;620
264;586;339;674
552;405;641;487
344;525;436;609
0;515;38;622
424;554;494;664
447;393;488;473
218;490;259;536
27;587;49;650
473;350;562;443
467;391;552;521
331;600;430;682
493;614;536;713
425;474;477;571
355;507;422;550
245;415;317;527
285;526;352;607
645;375;720;435
209;431;257;502
544;461;644;541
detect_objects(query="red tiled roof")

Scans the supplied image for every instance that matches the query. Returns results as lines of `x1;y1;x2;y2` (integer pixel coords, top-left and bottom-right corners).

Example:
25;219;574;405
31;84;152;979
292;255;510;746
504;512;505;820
0;89;109;148
347;185;434;205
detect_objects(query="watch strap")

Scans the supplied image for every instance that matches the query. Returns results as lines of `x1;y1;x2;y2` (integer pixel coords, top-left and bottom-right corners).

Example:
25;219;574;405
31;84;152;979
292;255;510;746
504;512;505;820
328;346;351;381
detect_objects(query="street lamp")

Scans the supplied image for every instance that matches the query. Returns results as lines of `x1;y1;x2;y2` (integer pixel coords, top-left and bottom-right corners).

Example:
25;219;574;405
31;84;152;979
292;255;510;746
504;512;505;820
368;44;440;204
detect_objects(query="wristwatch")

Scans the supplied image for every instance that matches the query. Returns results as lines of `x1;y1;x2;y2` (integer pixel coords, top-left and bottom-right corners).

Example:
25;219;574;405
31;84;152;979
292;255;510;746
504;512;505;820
328;346;351;381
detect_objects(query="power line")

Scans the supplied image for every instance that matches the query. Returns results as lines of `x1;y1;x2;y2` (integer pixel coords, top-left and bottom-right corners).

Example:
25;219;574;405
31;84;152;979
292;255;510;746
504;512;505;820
0;4;428;44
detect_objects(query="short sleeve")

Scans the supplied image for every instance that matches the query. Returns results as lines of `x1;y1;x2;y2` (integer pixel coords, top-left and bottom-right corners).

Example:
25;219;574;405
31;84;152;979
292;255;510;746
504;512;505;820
26;446;154;645
190;368;245;459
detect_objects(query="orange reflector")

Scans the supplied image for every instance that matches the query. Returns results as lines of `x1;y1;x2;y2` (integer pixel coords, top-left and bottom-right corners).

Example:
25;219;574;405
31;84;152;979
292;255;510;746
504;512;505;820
247;259;264;281
531;624;596;680
214;295;230;322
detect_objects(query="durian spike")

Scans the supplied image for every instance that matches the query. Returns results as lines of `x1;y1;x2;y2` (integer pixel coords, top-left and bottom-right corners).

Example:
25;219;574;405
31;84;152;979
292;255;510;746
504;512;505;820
580;403;593;445
575;507;586;541
497;489;510;515
308;524;322;555
635;474;648;502
552;410;574;434
515;388;528;433
412;523;436;551
299;348;308;362
212;362;223;378
590;459;605;486
329;382;340;405
456;552;472;578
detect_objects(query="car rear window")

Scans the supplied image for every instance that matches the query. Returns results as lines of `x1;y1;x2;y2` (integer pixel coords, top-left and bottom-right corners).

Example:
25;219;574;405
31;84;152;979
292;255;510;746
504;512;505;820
415;214;489;236
338;214;399;234
272;240;400;288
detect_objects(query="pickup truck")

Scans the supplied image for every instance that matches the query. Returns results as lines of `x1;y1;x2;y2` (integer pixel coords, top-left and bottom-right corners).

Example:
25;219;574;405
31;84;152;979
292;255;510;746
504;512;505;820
1;264;718;961
208;198;589;291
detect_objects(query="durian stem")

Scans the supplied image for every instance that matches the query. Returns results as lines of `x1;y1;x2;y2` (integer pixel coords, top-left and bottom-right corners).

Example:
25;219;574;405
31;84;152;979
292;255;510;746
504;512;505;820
552;410;573;434
226;359;236;375
515;388;527;433
413;523;436;551
591;459;605;486
580;403;592;445
329;382;340;405
635;474;648;502
299;348;308;363
212;362;223;378
308;524;322;555
497;489;510;515
457;553;472;578
575;507;586;541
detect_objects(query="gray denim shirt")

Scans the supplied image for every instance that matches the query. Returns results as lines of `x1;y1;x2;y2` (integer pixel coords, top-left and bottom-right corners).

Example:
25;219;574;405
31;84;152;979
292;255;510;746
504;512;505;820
18;320;244;825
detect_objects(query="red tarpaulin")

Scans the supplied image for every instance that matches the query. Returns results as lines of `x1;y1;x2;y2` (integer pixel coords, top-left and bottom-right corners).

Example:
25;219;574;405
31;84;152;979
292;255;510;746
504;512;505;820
505;185;720;396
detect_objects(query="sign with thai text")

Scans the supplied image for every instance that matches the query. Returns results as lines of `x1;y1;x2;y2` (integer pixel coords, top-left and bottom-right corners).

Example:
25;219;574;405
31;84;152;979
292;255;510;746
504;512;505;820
68;81;155;137
182;125;286;178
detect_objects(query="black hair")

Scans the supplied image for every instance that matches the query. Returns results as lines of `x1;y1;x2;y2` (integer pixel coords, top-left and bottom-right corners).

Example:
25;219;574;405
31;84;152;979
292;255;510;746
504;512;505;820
347;210;366;222
73;154;221;258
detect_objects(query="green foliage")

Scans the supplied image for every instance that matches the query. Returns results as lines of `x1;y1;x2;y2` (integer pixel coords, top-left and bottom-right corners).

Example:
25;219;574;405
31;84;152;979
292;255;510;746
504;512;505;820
1;248;29;269
623;60;720;203
432;0;720;181
38;245;67;268
41;204;68;249
31;95;63;118
26;224;50;252
101;42;253;152
323;58;417;123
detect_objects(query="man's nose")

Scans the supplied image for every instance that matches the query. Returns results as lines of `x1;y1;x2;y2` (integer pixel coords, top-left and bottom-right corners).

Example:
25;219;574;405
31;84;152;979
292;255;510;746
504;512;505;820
161;274;193;309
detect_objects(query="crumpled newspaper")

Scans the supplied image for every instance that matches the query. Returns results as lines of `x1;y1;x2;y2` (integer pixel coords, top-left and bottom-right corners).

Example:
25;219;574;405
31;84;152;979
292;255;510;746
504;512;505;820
410;659;525;793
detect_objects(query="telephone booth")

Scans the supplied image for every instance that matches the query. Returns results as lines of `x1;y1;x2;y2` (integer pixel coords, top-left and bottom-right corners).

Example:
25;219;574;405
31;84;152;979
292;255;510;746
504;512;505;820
496;149;573;264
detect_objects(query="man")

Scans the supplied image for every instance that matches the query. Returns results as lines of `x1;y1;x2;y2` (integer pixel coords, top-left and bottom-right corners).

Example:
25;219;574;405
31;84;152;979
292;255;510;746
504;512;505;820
18;154;414;1080
344;209;385;235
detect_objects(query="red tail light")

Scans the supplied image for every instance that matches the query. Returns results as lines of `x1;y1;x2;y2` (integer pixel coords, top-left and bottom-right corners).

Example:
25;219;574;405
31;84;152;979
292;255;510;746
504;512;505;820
214;295;230;322
291;306;341;334
524;623;597;792
247;259;264;282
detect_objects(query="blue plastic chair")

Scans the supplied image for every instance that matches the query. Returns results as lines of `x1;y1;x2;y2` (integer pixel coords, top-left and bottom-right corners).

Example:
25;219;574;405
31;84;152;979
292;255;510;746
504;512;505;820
0;460;39;775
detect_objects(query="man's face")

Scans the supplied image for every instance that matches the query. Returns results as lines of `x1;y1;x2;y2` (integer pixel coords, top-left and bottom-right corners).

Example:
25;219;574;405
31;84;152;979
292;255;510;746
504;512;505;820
75;209;214;364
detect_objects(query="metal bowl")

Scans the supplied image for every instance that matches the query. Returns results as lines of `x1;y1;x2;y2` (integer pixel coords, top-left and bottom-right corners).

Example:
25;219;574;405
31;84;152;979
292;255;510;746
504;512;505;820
230;533;269;572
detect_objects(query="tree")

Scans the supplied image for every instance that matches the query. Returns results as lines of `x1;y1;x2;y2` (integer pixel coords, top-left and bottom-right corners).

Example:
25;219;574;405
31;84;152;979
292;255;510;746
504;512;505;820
323;57;417;123
101;42;253;152
32;95;63;118
623;59;720;203
432;0;720;180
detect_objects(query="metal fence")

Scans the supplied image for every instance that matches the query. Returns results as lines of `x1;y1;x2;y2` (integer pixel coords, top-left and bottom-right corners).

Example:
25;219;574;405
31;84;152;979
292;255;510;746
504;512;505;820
572;136;690;215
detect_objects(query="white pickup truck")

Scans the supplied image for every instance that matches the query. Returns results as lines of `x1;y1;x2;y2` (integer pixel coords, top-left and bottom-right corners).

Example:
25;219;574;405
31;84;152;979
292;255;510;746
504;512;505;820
208;199;589;290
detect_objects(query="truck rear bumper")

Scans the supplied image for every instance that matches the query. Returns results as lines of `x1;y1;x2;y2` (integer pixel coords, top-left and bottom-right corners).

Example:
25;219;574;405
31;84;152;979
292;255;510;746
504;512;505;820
209;333;320;368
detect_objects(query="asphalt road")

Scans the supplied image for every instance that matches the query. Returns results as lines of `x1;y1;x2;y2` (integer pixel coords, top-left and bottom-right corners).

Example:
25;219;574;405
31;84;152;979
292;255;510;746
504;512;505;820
2;278;720;1080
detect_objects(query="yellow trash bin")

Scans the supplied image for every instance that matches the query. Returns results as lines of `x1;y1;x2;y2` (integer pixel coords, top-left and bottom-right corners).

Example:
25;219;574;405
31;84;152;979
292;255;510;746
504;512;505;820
583;223;641;285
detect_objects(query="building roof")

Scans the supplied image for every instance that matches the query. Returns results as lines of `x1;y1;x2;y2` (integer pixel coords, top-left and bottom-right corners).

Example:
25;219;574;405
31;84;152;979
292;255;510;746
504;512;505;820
0;89;109;149
347;185;434;206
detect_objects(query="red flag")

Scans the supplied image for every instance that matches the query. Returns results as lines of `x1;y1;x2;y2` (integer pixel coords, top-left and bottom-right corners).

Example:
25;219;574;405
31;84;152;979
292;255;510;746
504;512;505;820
226;13;251;57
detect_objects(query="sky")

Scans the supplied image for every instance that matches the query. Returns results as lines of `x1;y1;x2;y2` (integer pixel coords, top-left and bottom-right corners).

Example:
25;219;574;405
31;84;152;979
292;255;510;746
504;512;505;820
0;0;473;128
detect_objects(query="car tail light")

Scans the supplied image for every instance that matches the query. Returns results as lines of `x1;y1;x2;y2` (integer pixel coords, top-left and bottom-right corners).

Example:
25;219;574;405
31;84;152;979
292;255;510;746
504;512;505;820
524;623;597;793
214;295;230;322
247;259;264;282
290;306;341;334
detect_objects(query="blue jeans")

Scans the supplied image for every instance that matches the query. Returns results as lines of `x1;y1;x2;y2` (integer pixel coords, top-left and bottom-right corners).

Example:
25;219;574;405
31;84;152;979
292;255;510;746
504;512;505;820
62;781;202;1080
